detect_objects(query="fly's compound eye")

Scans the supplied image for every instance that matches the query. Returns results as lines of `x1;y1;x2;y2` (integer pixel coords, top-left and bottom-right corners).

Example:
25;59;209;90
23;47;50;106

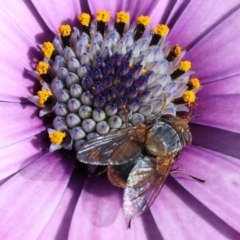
183;130;192;146
172;118;189;133
179;130;192;147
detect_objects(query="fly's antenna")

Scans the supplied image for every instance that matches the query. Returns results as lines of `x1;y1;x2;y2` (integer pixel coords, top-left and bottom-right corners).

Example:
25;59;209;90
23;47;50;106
183;109;199;122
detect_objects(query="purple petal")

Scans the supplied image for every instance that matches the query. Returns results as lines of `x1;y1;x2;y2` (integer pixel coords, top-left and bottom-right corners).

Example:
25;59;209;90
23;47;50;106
134;211;164;240
38;169;86;240
150;0;177;26
0;132;49;181
0;1;52;43
0;55;41;102
31;0;81;34
69;176;136;239
0;7;39;69
168;0;240;49
193;95;240;133
191;123;240;161
0;151;74;239
183;8;240;83
88;0;127;17
199;75;240;96
172;146;240;233
166;0;190;27
192;141;240;168
151;177;240;239
0;102;45;148
126;0;161;20
0;0;52;90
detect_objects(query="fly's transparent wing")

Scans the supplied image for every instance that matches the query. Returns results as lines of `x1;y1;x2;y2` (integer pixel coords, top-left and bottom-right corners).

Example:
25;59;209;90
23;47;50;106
123;155;173;219
77;126;147;165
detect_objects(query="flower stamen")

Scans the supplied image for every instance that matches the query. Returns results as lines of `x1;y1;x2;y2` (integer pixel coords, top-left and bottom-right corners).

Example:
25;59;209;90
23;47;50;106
96;10;111;36
37;89;52;107
36;61;49;75
134;15;151;41
171;61;192;79
173;90;196;104
41;42;55;59
59;24;72;47
187;78;201;90
78;13;91;34
49;131;66;144
166;44;181;61
183;90;196;103
150;24;169;46
115;11;130;37
36;61;52;83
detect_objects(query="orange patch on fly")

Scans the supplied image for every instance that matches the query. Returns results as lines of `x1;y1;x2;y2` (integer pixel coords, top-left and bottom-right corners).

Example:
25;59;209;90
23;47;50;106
89;149;101;161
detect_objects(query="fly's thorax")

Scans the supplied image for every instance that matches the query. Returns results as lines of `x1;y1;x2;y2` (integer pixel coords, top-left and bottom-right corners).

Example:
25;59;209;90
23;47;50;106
146;121;182;157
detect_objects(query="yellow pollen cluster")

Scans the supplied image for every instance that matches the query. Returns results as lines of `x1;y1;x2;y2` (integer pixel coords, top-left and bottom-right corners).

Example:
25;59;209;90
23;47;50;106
142;68;147;73
189;78;201;89
41;42;55;58
116;11;130;23
78;13;91;26
58;25;71;36
37;89;52;106
172;44;181;56
137;15;151;27
179;61;191;72
152;24;169;37
96;10;110;22
49;131;66;145
183;91;196;103
36;61;49;75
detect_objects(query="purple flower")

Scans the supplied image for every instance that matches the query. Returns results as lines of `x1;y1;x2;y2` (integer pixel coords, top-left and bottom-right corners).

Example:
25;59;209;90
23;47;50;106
0;1;240;239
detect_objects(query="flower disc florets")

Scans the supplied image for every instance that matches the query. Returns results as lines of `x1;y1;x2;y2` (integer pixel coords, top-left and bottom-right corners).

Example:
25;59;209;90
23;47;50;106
28;10;201;153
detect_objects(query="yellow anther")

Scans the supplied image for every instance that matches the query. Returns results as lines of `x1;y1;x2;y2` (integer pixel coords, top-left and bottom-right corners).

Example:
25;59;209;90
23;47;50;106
179;61;191;72
78;13;91;27
152;24;169;37
183;90;196;103
172;44;181;56
96;10;111;22
58;25;71;36
137;15;151;27
36;61;49;75
189;78;201;89
41;42;55;58
37;89;52;106
87;43;91;48
142;68;147;73
116;11;130;23
49;131;66;145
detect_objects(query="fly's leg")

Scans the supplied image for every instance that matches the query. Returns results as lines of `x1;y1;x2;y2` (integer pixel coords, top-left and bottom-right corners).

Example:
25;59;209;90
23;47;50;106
171;170;205;183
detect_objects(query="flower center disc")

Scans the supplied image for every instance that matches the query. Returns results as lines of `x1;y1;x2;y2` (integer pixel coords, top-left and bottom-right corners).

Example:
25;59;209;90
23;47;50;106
28;10;200;154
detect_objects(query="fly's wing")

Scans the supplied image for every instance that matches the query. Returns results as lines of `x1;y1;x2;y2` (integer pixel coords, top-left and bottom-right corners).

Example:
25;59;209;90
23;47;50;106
123;155;174;219
77;126;147;165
